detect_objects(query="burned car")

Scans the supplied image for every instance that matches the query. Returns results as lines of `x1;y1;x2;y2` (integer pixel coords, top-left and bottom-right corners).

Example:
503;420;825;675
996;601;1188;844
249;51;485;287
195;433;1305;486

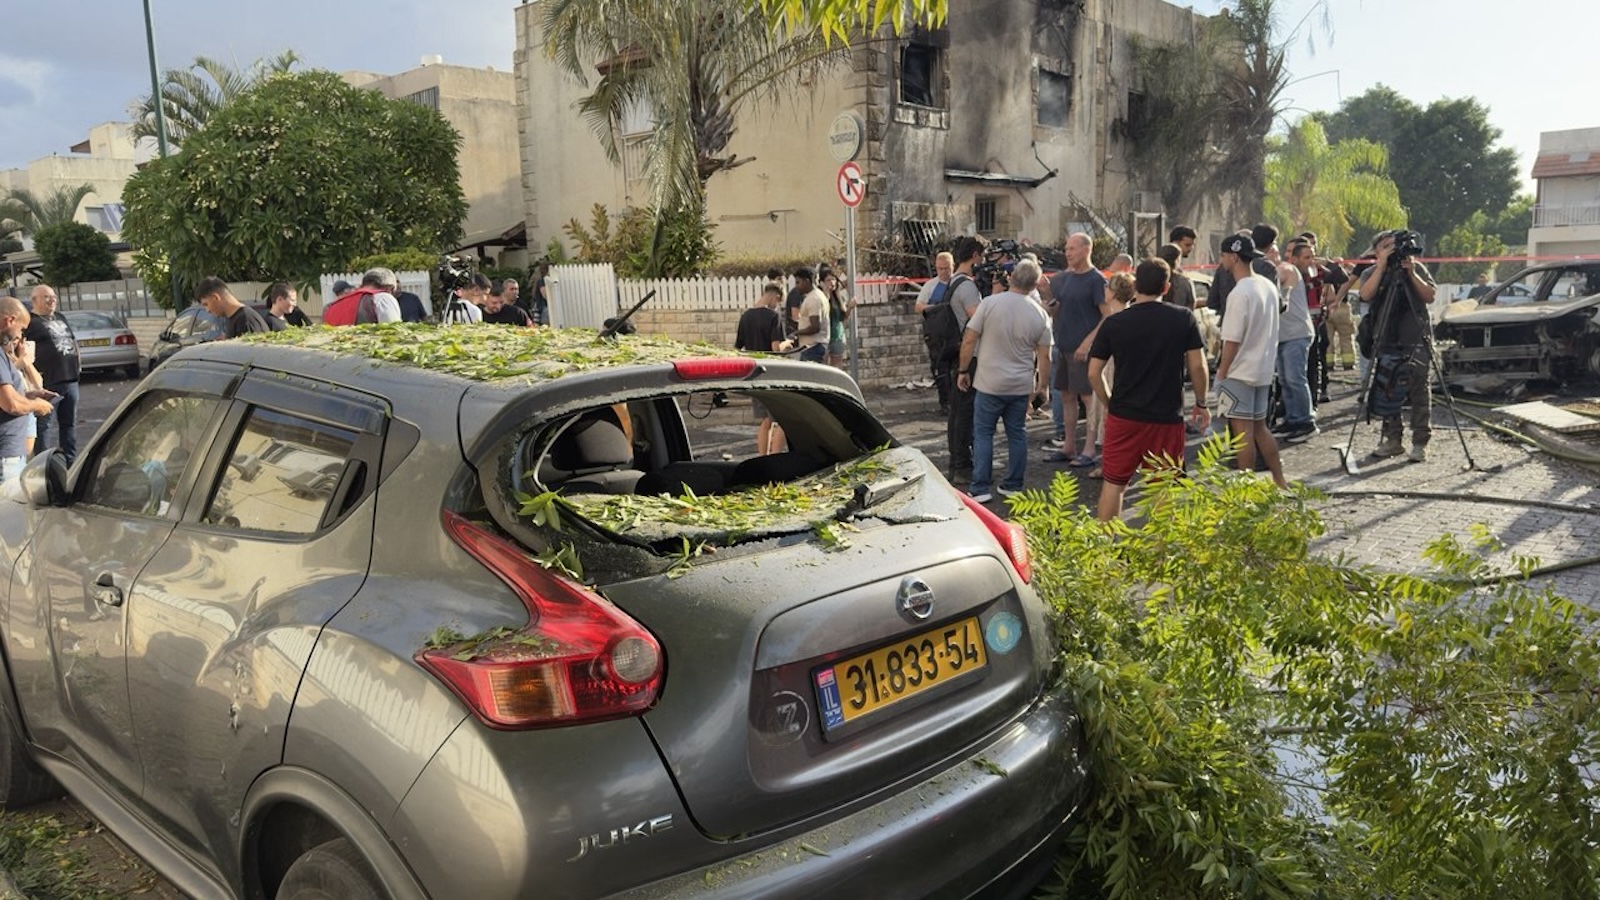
1434;260;1600;393
0;325;1085;899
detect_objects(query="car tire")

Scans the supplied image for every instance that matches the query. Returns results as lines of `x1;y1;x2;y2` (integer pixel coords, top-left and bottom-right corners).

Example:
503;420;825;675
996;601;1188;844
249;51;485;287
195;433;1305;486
0;707;63;808
277;838;385;900
126;363;142;379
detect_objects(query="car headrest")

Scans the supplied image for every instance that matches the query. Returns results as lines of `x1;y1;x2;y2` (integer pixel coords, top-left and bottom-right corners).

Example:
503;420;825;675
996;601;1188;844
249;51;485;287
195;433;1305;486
546;410;633;474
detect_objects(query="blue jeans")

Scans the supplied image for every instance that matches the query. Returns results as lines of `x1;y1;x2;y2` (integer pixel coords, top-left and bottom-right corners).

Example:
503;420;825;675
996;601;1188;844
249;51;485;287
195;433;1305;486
1275;337;1314;427
799;343;827;363
972;391;1030;494
37;380;79;464
1048;347;1065;440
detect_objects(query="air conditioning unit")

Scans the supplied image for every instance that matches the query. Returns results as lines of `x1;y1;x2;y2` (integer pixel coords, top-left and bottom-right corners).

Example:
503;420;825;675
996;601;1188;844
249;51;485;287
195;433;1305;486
1130;191;1162;213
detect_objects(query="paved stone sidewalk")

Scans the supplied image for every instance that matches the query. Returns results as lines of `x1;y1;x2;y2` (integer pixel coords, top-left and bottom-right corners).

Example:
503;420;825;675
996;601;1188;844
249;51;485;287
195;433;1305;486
863;374;1600;608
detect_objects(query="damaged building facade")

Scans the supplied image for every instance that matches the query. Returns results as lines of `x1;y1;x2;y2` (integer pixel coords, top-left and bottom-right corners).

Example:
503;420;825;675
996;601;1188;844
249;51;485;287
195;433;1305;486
514;0;1222;264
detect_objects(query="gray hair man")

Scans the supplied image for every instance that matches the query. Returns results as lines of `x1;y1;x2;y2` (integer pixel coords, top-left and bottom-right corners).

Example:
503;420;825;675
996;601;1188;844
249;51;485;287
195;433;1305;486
955;257;1052;503
359;268;404;324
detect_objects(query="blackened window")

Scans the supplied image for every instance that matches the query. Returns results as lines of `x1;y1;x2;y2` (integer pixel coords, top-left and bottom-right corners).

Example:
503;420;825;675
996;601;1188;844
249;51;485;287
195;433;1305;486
900;42;941;108
1127;91;1151;141
1038;70;1071;128
976;198;997;235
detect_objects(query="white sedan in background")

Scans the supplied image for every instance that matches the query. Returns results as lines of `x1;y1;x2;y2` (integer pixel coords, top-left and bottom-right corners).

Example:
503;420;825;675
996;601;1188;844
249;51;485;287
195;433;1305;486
62;310;141;379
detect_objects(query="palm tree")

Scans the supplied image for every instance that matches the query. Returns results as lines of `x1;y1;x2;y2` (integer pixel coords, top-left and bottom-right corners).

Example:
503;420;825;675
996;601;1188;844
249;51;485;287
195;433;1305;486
128;51;300;146
542;0;846;214
1264;118;1405;256
759;0;944;42
1;184;98;237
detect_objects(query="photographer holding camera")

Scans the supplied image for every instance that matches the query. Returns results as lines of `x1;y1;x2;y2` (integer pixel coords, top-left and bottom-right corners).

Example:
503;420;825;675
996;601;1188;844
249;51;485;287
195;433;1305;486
1357;230;1436;461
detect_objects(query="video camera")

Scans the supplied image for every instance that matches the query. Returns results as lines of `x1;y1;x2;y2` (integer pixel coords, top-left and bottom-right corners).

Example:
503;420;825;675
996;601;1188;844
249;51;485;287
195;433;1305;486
973;238;1021;295
437;255;476;294
1389;229;1422;261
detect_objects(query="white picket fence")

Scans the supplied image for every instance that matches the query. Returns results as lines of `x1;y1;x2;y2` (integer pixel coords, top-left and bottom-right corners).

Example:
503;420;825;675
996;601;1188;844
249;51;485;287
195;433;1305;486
547;263;618;329
548;264;905;327
318;270;433;315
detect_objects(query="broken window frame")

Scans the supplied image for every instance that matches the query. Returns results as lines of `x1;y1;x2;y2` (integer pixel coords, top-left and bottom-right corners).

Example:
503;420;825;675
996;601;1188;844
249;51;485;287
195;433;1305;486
1036;67;1072;129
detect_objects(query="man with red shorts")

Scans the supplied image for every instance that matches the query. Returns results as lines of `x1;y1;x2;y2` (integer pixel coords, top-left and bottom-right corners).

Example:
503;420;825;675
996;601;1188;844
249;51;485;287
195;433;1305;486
1087;258;1211;521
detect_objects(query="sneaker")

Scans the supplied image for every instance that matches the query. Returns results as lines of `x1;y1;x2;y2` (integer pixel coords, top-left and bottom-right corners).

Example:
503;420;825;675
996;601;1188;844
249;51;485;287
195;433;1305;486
1269;421;1292;436
967;489;994;503
1284;424;1319;444
996;486;1021;498
1372;436;1404;458
1408;443;1428;463
949;468;972;486
1044;437;1065;449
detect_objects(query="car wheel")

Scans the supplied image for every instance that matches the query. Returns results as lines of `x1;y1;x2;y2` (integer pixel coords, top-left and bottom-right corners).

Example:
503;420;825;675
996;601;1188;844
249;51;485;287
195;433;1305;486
277;838;385;900
0;707;63;808
125;363;143;379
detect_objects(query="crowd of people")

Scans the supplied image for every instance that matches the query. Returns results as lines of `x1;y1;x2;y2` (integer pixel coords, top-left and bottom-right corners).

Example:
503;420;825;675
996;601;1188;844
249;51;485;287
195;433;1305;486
909;222;1434;518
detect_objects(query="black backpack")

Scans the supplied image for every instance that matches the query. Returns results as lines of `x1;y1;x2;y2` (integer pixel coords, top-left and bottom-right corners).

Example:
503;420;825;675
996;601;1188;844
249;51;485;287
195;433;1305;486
921;274;969;362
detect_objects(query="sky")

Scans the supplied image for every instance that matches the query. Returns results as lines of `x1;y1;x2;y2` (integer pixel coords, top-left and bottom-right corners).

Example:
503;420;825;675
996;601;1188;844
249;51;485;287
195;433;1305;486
2;0;1591;193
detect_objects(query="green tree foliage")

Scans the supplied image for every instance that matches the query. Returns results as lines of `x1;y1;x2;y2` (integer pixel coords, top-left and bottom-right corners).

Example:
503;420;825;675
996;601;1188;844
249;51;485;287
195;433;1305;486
1;184;98;237
1435;211;1510;284
1316;86;1520;250
129;51;301;146
1264;118;1405;255
121;70;466;286
1487;194;1534;249
1127;0;1329;227
34;222;121;286
563;201;719;278
755;0;945;43
1017;438;1600;898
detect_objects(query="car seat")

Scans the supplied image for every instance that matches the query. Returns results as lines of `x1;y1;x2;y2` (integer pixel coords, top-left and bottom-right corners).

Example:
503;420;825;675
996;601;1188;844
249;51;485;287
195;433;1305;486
538;408;644;494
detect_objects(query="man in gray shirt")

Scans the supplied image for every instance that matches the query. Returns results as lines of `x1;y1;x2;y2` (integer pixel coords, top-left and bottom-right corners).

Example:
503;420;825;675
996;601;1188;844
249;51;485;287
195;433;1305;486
956;257;1051;503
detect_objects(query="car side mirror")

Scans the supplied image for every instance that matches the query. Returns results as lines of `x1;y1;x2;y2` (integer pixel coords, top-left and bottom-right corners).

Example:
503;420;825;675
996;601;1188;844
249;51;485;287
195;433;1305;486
19;450;70;507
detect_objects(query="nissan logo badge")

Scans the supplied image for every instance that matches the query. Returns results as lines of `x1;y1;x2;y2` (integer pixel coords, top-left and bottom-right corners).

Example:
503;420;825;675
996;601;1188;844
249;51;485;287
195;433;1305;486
897;577;935;620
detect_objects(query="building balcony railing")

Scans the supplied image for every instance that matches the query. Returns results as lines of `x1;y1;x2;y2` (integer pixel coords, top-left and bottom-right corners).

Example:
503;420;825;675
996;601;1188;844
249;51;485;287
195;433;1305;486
1532;203;1600;228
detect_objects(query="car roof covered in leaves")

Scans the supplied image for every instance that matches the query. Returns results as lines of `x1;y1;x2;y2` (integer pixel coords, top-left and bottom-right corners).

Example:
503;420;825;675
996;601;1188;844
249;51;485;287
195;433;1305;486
238;324;744;382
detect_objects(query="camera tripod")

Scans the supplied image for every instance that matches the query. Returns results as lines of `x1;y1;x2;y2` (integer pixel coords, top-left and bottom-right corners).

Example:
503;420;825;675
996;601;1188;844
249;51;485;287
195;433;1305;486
1336;265;1481;475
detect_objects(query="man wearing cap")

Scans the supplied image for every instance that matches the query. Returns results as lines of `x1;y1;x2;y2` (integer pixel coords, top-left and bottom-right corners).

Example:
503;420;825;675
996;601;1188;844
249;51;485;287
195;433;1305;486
1357;230;1437;461
1213;234;1287;487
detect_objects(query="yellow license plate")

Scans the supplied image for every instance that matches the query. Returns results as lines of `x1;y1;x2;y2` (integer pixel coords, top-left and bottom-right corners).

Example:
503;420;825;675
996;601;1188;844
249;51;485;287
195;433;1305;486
814;616;987;730
79;338;111;347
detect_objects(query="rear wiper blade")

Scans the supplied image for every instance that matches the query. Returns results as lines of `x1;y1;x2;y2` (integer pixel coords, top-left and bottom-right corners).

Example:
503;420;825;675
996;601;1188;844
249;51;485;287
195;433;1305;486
851;472;925;512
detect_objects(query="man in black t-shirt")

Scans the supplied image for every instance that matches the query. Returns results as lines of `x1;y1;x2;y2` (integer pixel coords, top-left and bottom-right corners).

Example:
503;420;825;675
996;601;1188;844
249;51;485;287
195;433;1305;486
1088;259;1210;520
735;283;786;353
734;283;788;454
23;284;81;462
196;276;269;338
482;287;534;326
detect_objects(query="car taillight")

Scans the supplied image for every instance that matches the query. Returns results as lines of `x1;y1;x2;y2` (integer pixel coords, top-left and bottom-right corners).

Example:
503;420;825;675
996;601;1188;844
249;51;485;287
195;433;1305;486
957;493;1032;584
114;334;137;346
672;357;756;380
419;511;664;729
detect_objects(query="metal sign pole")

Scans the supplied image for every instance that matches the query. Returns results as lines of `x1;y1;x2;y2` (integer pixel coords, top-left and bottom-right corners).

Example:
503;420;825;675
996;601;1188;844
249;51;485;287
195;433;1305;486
845;205;859;383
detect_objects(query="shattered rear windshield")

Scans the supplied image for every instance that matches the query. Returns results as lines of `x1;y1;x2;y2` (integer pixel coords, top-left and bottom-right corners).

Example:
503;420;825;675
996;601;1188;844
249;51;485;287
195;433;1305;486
509;388;925;550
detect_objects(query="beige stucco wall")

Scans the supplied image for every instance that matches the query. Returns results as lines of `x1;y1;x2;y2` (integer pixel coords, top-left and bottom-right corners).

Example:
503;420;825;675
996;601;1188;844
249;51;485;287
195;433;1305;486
0;122;142;239
515;0;1218;261
348;63;522;246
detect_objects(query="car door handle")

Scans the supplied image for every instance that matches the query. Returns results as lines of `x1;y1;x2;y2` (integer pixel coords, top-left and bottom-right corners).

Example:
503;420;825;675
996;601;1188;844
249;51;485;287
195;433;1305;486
92;572;124;608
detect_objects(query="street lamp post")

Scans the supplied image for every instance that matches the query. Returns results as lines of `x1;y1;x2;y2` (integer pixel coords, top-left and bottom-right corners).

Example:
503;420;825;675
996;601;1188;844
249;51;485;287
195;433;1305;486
142;0;183;309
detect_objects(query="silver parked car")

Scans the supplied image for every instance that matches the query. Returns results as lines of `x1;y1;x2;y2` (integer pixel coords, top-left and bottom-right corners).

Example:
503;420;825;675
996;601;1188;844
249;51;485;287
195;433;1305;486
61;309;142;378
0;325;1085;899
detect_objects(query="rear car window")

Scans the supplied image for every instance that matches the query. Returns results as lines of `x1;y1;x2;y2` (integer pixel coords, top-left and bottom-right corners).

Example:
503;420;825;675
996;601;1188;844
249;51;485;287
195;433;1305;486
508;387;916;549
